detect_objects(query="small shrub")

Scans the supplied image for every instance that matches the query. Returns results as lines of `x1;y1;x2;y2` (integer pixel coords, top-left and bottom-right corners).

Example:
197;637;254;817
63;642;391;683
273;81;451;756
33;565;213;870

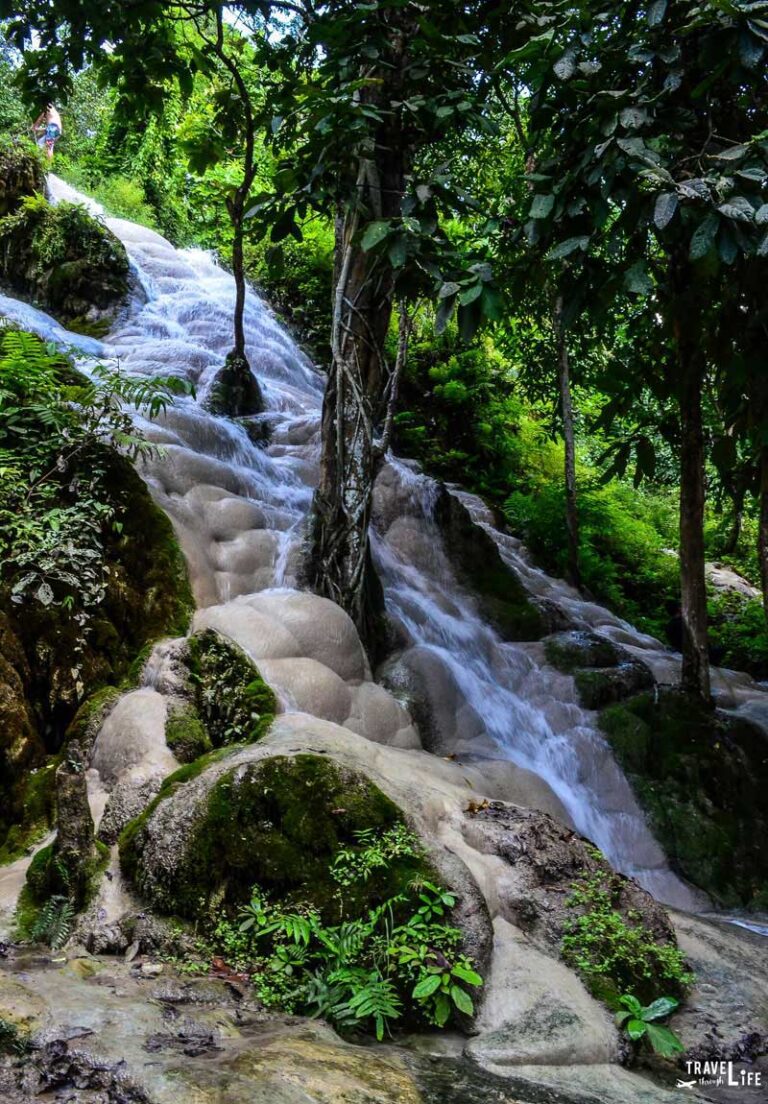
186;630;276;747
615;993;685;1059
206;825;482;1039
561;869;694;1003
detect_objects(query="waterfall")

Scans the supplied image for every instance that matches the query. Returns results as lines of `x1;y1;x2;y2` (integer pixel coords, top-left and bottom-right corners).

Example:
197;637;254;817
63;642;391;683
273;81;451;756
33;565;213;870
5;173;757;912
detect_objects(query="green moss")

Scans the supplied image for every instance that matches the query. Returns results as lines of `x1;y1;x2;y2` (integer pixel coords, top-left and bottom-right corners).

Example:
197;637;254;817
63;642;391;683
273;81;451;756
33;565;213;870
165;702;212;764
600;689;768;907
187;630;276;747
122;753;431;921
544;633;619;674
204;351;264;418
0;761;57;865
433;489;545;641
561;867;694;1005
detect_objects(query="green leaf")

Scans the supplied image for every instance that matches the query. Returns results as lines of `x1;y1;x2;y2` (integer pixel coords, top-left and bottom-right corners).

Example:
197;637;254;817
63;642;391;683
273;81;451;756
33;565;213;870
626;1018;647;1041
435;294;456;333
546;236;589;261
654;192;678;229
434;992;451;1027
644;1023;685;1057
713;144;747;161
642;996;679;1022
361;221;391;250
624;261;653;295
388;236;407;267
451;964;483;987
451;985;474;1015
618;994;643;1015
412;974;442;999
717;196;755;223
530;193;555;219
459;283;483;305
438;281;461;299
689;213;719;260
647;0;667;25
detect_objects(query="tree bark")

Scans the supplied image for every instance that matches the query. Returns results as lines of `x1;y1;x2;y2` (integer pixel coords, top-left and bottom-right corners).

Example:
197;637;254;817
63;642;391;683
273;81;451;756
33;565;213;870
759;446;768;624
554;295;580;588
674;275;711;702
306;29;409;651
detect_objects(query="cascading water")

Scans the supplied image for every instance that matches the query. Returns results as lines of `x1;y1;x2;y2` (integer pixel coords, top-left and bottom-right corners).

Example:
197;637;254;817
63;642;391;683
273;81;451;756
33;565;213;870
5;173;764;914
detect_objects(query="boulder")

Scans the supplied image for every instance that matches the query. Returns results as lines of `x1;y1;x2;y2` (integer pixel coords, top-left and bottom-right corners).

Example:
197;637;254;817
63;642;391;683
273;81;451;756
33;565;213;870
600;689;768;908
433;485;547;641
545;630;655;711
0;195;129;325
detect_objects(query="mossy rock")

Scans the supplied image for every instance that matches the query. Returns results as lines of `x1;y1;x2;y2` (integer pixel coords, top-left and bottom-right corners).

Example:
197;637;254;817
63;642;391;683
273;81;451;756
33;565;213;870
0;454;193;857
186;629;276;748
546;630;654;709
433;486;546;641
0;194;129;324
600;689;768;907
204;351;265;418
544;631;621;674
0;139;44;217
165;701;212;764
0;760;57;865
120;752;431;921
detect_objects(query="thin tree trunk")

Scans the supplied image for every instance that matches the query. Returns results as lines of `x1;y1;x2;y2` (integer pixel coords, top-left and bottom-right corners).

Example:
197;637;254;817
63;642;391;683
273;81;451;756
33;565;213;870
231;204;247;361
306;24;410;652
554;295;580;588
759;447;768;623
675;281;710;701
721;483;745;557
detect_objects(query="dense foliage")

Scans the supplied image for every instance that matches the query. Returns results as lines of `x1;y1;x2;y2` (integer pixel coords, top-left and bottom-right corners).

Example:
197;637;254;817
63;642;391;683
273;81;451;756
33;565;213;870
204;824;482;1039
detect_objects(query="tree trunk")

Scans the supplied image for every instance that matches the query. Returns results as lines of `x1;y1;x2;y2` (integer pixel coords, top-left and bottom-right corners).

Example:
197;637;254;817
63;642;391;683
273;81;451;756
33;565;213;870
554;295;580;588
721;482;745;557
306;168;401;649
759;447;768;624
306;35;409;651
674;276;710;702
231;203;248;362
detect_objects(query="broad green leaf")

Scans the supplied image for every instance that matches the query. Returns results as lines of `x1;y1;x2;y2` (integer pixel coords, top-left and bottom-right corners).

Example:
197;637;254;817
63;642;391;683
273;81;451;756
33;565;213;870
361;221;391;250
452;964;483;987
435;294;456;333
438;281;461;299
718;196;755;223
434;991;451;1027
451;985;474;1015
642;996;679;1022
412;974;442;999
644;1023;685;1057
626;1018;647;1040
624;261;653;294
648;0;667;25
689;213;719;260
713;144;747;161
618;994;643;1015
546;236;589;261
459;283;483;305
530;193;555;219
654;192;678;229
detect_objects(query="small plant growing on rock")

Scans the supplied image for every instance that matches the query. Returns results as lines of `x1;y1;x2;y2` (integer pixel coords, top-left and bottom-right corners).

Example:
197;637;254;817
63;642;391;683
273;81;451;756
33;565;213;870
615;993;685;1059
561;869;694;1002
208;825;482;1039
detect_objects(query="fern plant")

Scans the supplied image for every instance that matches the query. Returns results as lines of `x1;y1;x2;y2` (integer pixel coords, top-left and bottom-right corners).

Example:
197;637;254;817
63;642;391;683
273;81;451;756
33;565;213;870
30;894;75;950
209;826;483;1040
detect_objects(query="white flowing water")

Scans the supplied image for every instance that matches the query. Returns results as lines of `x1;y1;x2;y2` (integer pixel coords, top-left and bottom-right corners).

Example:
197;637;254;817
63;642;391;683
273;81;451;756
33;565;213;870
4;175;766;912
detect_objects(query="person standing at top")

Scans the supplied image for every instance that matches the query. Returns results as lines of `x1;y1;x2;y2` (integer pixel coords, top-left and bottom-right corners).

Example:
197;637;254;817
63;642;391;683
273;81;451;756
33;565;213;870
32;103;63;159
